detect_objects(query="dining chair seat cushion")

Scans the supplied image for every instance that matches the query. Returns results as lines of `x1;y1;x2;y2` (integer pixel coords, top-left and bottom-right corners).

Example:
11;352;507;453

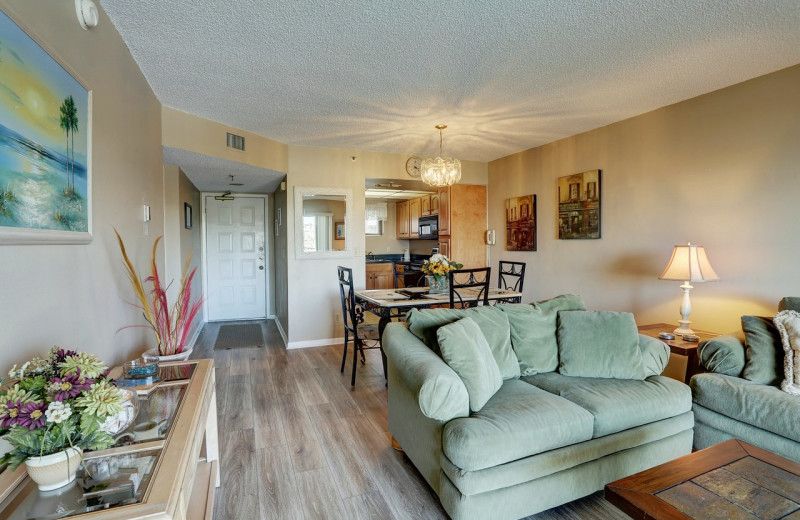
437;317;503;412
498;295;586;376
357;323;380;341
407;306;520;380
557;310;645;380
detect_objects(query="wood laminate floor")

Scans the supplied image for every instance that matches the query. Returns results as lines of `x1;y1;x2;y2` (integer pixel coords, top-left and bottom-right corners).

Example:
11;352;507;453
192;320;629;520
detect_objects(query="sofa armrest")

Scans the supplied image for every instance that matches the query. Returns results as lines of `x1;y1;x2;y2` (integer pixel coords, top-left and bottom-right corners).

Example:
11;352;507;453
639;334;670;377
698;332;746;376
383;323;470;421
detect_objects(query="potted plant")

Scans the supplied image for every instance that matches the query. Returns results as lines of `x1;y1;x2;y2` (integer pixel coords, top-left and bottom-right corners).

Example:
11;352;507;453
115;231;203;361
0;348;131;490
420;254;463;294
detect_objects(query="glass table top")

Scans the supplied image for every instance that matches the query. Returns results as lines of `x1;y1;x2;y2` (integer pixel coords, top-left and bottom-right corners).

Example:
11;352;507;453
113;384;187;447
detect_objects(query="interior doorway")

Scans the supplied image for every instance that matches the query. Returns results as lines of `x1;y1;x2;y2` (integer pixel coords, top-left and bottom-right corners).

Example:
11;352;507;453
204;194;268;321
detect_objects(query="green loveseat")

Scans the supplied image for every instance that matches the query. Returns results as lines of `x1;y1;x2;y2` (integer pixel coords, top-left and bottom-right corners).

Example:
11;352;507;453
692;297;800;461
383;298;694;520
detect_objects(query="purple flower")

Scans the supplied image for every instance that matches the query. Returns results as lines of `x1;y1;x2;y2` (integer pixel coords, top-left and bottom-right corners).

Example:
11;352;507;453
17;402;47;430
0;400;22;428
52;349;78;364
49;371;92;401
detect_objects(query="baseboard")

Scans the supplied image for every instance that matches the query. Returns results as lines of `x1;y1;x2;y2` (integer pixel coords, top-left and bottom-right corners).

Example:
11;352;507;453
273;317;288;347
287;337;343;349
185;322;203;351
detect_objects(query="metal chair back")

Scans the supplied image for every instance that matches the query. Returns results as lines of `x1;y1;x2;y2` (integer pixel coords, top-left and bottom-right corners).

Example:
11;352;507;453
498;261;526;292
449;267;491;308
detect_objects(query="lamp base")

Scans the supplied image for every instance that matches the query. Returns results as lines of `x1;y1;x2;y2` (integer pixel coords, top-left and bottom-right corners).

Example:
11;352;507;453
673;321;694;336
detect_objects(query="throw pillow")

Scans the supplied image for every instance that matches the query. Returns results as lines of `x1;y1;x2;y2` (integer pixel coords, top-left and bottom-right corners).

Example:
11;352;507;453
436;317;503;412
774;310;800;395
741;315;783;386
499;294;586;375
698;334;746;376
406;306;520;380
779;297;800;313
556;310;645;380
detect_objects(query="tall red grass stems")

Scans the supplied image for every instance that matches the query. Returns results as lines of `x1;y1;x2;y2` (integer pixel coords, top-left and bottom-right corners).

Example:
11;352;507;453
115;230;203;356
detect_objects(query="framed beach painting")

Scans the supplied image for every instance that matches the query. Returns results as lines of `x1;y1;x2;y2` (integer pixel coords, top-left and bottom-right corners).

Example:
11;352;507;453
0;10;92;244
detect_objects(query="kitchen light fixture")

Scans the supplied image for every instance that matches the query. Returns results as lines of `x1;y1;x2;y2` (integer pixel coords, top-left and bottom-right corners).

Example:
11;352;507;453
420;125;461;187
659;243;720;335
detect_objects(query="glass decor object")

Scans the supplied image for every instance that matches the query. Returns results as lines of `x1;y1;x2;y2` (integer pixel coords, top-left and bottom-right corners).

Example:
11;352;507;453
421;125;462;188
426;275;449;294
123;358;158;379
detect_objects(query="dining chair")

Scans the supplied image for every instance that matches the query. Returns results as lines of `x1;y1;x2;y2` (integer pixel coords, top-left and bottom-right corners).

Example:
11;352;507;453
496;261;526;304
394;263;427;289
449;267;491;308
337;266;381;386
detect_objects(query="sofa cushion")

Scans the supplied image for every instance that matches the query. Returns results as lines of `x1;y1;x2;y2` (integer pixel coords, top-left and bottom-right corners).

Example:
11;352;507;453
442;379;593;471
699;333;746;376
524;372;692;438
691;372;800;442
437;318;503;412
742;315;783;386
779;297;800;312
556;311;645;380
639;334;670;377
498;295;586;376
774;310;800;395
406;306;520;380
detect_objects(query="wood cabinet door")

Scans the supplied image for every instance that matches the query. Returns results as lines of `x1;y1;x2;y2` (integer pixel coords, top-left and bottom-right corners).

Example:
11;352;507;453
421;195;431;216
409;197;421;238
430;193;439;215
438;237;451;258
374;270;393;289
438;188;450;236
396;200;409;238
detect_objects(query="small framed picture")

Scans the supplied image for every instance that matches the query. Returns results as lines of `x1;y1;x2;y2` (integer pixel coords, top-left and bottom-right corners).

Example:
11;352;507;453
184;203;192;229
334;221;345;240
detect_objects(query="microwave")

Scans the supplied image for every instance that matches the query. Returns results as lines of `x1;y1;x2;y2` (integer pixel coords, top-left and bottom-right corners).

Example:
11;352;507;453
418;215;438;240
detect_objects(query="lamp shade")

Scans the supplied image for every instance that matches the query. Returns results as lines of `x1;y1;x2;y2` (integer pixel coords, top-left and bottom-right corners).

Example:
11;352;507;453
658;244;720;282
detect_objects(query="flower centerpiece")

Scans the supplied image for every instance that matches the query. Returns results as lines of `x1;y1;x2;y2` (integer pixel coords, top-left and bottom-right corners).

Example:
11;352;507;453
115;231;203;360
420;254;463;294
0;348;127;490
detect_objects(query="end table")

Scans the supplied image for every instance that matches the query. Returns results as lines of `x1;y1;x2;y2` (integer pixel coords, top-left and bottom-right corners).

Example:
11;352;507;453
637;323;717;384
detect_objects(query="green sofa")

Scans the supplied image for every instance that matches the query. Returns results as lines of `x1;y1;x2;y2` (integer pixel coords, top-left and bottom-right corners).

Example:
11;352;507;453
692;297;800;461
383;299;694;520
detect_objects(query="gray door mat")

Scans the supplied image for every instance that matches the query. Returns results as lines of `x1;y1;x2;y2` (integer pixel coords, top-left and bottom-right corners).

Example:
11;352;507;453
214;324;265;350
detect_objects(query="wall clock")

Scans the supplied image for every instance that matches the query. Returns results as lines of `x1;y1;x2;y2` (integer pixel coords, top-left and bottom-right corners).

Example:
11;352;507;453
405;156;422;178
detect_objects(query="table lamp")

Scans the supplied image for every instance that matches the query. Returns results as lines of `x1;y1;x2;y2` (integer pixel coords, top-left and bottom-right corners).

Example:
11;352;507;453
658;243;719;335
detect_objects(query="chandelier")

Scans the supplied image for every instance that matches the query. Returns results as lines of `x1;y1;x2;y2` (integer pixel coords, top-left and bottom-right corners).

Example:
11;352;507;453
420;124;461;187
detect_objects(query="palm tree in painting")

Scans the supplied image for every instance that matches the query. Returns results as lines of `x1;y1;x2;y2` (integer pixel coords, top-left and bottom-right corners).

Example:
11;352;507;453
66;96;78;194
59;99;71;193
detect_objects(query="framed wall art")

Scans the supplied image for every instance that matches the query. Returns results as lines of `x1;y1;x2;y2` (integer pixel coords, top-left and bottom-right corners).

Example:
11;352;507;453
334;221;345;240
557;169;601;240
505;194;536;251
0;10;92;244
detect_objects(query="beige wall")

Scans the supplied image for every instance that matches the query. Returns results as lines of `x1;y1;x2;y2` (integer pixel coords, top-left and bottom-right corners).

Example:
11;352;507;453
162;106;289;173
0;1;164;368
286;146;488;346
488;64;800;334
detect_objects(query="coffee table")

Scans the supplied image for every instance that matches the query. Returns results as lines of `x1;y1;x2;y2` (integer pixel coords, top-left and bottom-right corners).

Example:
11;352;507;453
605;440;800;519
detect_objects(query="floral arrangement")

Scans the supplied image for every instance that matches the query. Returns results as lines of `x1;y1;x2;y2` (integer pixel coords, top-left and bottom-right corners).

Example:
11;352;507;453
420;254;463;281
115;230;203;356
0;348;125;470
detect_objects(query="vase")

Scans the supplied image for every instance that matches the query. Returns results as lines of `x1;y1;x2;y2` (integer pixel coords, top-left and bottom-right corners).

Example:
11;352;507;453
25;447;82;491
426;275;449;294
144;347;193;362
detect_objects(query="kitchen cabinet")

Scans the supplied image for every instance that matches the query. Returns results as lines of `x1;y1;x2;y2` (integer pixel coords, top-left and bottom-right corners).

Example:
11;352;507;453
430;193;439;215
366;262;394;289
409;198;421;239
437;184;487;269
396;200;409;238
421;195;431;216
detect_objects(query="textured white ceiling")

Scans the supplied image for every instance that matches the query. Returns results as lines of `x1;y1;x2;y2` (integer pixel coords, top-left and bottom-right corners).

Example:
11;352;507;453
102;1;800;164
163;147;285;193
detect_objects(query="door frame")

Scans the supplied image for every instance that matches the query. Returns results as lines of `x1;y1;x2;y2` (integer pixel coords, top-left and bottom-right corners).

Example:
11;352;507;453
201;192;271;322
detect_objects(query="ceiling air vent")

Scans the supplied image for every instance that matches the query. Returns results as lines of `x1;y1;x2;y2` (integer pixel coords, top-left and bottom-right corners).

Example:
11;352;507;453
226;132;245;151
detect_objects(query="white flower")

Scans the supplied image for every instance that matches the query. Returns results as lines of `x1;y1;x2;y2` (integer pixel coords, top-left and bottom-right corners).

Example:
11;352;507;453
8;365;16;378
45;401;72;424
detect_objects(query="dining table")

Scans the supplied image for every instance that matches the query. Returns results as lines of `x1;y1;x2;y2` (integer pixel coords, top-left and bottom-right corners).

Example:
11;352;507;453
354;286;523;380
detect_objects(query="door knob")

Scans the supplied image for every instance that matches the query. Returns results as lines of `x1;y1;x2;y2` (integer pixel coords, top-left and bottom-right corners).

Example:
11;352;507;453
259;266;264;270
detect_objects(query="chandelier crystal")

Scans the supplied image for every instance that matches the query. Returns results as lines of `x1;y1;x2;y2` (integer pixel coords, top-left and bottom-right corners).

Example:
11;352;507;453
420;124;461;187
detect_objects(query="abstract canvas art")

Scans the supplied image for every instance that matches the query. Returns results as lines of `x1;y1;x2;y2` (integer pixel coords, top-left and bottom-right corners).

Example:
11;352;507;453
505;194;536;251
0;10;91;244
558;170;601;240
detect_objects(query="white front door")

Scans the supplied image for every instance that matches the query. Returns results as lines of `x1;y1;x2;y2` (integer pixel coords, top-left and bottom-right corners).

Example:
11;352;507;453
205;195;267;321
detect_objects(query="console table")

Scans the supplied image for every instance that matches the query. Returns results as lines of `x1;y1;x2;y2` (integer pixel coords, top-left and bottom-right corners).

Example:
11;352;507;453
0;359;218;520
